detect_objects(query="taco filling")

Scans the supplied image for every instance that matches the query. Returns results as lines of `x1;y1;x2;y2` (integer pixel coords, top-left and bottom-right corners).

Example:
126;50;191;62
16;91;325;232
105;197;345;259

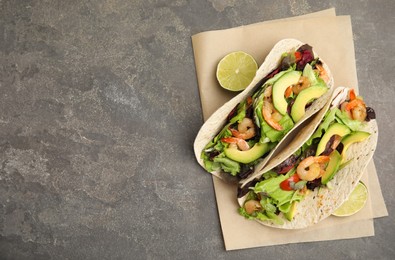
239;88;376;225
202;44;330;179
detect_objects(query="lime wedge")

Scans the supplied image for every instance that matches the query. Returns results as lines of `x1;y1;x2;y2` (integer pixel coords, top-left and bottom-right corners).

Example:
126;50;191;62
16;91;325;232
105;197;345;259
216;51;258;91
332;181;368;217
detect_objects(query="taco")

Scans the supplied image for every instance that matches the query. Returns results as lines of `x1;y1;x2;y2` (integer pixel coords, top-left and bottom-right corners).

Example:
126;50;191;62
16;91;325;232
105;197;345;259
194;39;334;182
237;87;378;229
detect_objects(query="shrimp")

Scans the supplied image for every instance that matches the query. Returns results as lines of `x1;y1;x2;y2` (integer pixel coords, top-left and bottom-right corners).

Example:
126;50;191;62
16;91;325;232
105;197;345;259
351;105;367;122
346;99;367;122
260;85;283;131
315;64;330;83
230;117;256;140
284;86;293;98
292;76;310;95
342;98;367;122
262;100;283;131
221;137;250;151
244;200;261;214
349;89;356;100
263;85;273;99
296;156;330;181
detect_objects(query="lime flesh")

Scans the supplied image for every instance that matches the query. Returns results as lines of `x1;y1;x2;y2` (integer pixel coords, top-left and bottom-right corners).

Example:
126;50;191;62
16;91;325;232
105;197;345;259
216;51;258;91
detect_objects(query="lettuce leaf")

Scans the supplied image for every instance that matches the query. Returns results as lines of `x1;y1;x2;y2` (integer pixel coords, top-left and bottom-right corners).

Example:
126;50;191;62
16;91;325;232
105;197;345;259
238;207;256;220
335;109;364;131
261;114;295;143
202;154;220;172
302;63;318;85
261;170;278;180
253;172;304;208
230;99;247;124
213;156;240;176
203;123;231;150
304;107;337;147
256;212;272;222
279;202;292;213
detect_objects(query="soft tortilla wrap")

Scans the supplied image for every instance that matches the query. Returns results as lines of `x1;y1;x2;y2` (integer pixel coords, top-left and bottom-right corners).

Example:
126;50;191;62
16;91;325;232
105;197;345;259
194;38;334;182
238;86;378;229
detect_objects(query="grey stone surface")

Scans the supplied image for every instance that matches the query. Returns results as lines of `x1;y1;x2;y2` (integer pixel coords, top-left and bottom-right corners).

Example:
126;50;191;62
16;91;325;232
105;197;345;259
0;0;394;259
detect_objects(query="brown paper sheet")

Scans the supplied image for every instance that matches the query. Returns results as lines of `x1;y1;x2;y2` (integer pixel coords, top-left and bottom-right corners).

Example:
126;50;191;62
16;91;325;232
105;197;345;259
192;9;388;250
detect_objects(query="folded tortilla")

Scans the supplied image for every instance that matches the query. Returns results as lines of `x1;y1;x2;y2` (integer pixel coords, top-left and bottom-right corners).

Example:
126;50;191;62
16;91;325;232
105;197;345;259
194;39;334;182
238;86;378;229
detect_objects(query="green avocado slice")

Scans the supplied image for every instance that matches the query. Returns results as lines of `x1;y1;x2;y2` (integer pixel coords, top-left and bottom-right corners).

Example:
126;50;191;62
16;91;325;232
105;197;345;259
321;150;342;184
284;201;298;221
224;142;271;164
316;123;351;156
341;131;371;162
291;85;328;123
272;70;302;115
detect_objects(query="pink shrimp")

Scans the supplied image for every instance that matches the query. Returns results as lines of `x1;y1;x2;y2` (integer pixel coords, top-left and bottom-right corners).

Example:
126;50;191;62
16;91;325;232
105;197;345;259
221;137;250;151
230;118;256;140
296;156;330;181
262;100;283;131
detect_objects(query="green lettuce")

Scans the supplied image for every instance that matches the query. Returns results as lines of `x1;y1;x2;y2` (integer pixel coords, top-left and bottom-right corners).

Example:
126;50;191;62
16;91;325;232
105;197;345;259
254;95;295;143
202;98;251;175
253;171;304;209
261;170;278;180
239;169;306;222
206;98;249;150
304;107;337;147
203;123;231;150
261;114;295;143
213;156;240;176
238;207;256;220
202;156;220;172
335;109;364;131
229;99;248;124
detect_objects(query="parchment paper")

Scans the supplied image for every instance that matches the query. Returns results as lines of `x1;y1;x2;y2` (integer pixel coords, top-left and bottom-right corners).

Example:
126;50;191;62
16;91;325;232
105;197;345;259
192;9;388;250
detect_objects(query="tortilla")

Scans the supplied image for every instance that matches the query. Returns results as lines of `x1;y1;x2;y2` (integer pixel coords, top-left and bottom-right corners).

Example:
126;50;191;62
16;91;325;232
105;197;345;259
194;39;334;182
238;87;378;229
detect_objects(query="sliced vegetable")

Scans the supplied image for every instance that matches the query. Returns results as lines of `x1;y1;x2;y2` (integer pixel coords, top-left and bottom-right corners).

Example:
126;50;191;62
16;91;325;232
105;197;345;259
280;174;301;191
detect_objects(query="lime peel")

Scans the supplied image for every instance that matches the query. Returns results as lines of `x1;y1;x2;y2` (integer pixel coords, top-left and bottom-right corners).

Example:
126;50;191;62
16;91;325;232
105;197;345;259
332;181;368;217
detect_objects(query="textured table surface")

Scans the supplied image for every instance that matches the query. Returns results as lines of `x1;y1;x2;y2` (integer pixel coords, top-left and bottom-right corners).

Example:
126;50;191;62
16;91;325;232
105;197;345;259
1;1;394;259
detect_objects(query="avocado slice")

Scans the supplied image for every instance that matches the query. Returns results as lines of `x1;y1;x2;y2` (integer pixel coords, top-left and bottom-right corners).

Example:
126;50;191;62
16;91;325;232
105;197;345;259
224;142;271;164
284;201;298;221
291;85;328;123
316;123;351;156
321;150;342;184
341;131;371;162
272;70;302;115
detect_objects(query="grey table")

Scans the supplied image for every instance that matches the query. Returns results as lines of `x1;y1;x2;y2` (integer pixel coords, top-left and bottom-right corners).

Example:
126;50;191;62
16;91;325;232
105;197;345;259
1;1;394;259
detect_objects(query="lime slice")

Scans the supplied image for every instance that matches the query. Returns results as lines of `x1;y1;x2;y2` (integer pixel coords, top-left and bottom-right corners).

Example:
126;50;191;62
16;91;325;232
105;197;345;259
216;51;258;91
332;181;368;217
